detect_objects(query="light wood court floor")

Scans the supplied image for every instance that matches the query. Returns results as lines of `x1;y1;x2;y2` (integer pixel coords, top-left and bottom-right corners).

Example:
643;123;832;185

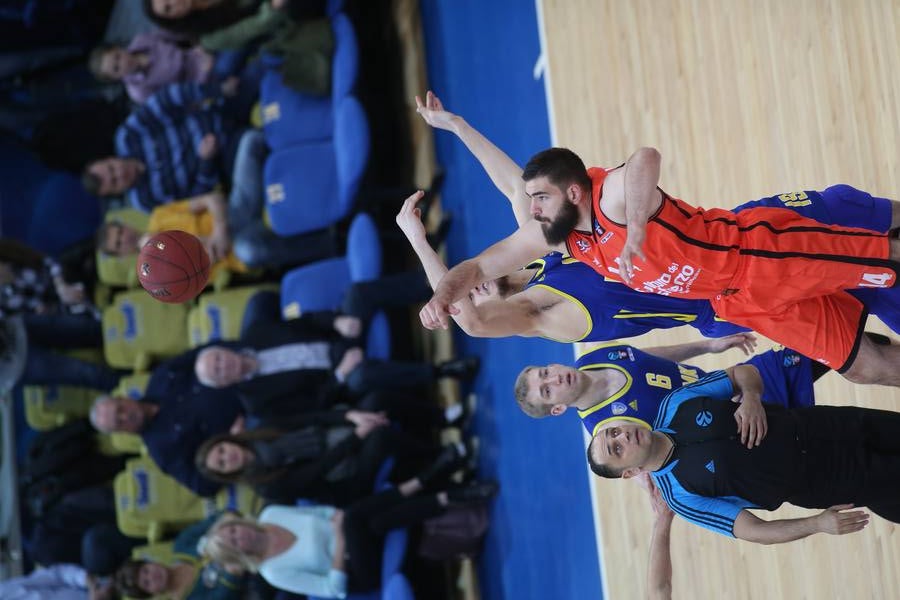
539;1;900;598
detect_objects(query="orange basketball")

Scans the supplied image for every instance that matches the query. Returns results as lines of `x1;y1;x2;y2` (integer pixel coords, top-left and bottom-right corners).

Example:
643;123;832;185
136;230;210;304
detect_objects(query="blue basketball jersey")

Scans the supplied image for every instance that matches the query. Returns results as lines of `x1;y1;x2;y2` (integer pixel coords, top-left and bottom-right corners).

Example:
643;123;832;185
524;252;747;342
574;342;815;436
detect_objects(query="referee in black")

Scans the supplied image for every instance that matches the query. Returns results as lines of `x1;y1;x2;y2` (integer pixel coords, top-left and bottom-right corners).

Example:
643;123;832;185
587;365;900;544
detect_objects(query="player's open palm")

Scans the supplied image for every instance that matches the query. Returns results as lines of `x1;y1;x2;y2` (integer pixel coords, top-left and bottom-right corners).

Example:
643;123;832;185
396;190;427;243
708;332;758;355
816;504;869;535
618;230;646;285
415;90;456;131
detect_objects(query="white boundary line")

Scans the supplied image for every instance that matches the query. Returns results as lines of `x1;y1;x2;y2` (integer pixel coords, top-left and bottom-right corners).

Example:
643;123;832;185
534;1;609;599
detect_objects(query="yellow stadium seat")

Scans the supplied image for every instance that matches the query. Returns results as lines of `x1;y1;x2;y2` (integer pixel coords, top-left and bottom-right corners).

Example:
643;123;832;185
102;289;190;371
131;541;176;565
114;457;210;542
23;384;103;431
191;285;279;347
114;455;263;542
96;209;149;288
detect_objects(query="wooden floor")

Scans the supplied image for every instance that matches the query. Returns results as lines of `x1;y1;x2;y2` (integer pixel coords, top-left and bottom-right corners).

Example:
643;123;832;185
539;1;900;598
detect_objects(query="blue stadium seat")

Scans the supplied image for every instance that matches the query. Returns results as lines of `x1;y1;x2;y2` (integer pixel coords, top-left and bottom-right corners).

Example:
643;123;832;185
365;312;391;360
259;12;360;149
264;95;370;236
383;574;416;600
331;13;359;101
381;529;408;583
280;213;382;318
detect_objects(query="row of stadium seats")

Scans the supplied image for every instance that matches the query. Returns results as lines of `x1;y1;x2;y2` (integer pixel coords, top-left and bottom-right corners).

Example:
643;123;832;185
260;12;371;237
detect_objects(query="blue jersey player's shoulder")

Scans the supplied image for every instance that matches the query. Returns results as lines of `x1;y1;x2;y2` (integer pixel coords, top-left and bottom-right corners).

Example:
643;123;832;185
574;343;709;436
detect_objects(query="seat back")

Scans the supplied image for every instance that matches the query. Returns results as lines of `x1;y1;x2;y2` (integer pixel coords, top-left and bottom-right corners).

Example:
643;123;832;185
333;95;370;214
102;289;190;370
331;13;360;101
23;384;100;431
114;456;210;542
346;212;382;282
264;142;343;236
192;284;280;346
280;257;351;319
260;68;332;148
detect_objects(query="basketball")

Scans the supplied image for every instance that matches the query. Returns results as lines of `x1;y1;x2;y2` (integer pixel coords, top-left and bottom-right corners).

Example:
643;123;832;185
136;230;210;304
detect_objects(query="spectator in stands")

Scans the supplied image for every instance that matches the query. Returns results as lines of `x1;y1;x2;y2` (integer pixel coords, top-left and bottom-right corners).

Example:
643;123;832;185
192;311;480;417
114;511;244;600
88;347;246;496
0;239;119;391
195;407;448;506
0;564;115;600
143;0;332;95
81;81;238;212
88;33;215;104
95;190;340;270
200;467;498;598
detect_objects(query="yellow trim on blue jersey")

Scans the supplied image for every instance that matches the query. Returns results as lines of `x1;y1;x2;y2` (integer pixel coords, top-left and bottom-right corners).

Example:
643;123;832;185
591;415;652;437
561;256;581;265
530;283;593;343
576;362;633;418
613;310;698;323
525;257;549;284
573;340;623;359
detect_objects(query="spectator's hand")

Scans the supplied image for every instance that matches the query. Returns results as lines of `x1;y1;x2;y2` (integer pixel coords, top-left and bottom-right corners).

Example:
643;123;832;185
220;75;240;97
198;133;218;160
346;410;389;429
733;390;767;448
353;417;383;438
815;504;869;535
55;280;85;305
707;333;757;356
270;0;288;9
206;229;231;263
617;228;646;286
396;190;428;243
229;415;245;435
334;347;364;381
333;315;362;338
415;90;458;132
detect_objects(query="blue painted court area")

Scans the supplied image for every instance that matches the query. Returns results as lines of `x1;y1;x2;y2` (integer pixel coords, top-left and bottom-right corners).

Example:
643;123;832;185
419;2;603;599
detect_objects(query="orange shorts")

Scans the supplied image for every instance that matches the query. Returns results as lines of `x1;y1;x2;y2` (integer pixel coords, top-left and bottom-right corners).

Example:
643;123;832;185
712;290;866;370
728;207;897;312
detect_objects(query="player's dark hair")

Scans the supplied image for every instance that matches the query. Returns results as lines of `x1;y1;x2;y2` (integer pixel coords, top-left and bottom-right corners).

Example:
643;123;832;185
587;440;624;479
522;147;592;193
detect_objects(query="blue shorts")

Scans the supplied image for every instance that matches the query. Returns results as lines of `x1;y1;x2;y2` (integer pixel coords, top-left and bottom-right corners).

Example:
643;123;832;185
735;185;900;335
734;184;891;233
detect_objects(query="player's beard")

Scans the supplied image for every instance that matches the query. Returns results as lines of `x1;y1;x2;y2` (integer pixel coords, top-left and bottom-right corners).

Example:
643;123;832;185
540;200;580;245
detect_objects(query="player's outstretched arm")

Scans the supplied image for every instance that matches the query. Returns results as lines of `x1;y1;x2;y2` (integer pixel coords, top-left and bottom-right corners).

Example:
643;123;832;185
415;90;531;226
398;191;547;338
643;333;758;363
420;220;555;330
733;505;869;545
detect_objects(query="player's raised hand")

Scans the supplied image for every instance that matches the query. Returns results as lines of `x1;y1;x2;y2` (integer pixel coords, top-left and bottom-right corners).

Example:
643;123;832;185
707;332;758;356
419;294;459;330
396;190;427;243
816;504;870;536
618;229;646;285
415;90;458;131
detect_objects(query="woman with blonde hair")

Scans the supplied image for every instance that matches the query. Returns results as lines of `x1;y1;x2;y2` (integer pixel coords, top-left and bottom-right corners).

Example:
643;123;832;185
201;458;498;598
